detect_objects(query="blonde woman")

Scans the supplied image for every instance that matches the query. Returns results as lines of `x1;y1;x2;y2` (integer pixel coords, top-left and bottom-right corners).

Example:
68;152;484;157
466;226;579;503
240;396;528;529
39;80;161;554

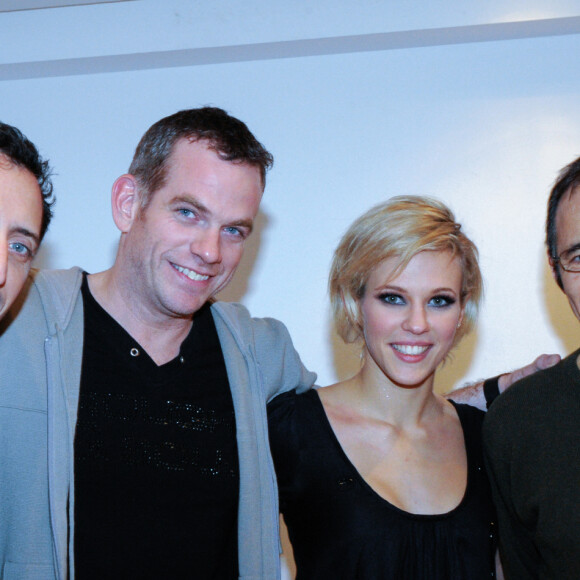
268;196;497;579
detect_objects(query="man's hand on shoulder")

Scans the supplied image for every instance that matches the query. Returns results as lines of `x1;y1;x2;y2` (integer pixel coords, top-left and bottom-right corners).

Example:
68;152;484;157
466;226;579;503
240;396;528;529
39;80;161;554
497;353;561;392
447;353;561;411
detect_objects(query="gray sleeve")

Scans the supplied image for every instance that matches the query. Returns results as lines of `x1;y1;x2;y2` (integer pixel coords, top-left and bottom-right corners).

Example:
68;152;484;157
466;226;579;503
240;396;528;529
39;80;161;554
250;315;317;401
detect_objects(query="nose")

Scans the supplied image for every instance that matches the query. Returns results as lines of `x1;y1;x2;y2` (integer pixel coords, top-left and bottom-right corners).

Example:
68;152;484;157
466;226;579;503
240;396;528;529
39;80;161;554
402;303;429;334
190;228;222;264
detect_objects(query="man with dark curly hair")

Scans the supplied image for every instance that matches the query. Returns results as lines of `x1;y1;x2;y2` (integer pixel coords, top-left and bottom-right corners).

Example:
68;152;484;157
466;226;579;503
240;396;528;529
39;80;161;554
0;121;54;320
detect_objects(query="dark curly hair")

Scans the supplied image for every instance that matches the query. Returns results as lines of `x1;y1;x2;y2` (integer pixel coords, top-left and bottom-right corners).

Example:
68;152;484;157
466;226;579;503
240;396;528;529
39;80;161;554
0;122;54;240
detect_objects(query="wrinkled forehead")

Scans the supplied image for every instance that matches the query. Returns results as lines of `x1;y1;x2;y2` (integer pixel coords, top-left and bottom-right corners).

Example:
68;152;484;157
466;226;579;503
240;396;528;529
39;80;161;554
555;185;580;251
0;163;43;238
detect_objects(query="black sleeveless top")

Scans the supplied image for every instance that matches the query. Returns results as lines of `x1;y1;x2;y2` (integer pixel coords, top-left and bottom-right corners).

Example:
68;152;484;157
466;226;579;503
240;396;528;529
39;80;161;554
268;389;497;580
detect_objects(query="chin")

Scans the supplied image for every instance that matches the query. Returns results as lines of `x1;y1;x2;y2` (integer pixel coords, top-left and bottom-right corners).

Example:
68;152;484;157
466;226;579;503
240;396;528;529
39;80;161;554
388;368;437;389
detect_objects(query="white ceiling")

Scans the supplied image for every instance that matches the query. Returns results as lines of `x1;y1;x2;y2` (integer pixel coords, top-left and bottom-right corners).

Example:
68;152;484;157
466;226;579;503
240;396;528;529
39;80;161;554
2;1;579;81
0;0;134;12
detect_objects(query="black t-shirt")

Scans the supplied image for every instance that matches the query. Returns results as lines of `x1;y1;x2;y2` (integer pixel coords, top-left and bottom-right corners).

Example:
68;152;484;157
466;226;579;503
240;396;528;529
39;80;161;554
268;389;497;580
74;276;239;579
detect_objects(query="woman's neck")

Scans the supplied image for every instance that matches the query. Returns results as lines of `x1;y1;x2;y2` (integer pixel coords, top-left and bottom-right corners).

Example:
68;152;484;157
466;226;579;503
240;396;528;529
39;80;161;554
328;363;443;428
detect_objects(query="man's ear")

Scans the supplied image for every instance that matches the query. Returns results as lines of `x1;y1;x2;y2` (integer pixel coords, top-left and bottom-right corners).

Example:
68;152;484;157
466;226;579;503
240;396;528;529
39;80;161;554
548;250;566;291
111;174;140;233
548;250;558;282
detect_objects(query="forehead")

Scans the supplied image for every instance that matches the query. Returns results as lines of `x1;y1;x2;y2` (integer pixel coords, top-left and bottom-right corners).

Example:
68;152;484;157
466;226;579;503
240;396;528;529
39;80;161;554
555;187;580;252
167;138;261;181
369;250;463;289
0;162;43;234
159;139;263;211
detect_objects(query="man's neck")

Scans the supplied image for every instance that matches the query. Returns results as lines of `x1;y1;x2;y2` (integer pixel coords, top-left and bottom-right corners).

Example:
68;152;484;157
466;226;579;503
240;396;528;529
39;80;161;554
87;269;194;366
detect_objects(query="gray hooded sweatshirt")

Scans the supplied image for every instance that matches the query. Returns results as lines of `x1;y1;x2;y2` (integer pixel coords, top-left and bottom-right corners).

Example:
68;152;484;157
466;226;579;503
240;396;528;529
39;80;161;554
0;267;316;580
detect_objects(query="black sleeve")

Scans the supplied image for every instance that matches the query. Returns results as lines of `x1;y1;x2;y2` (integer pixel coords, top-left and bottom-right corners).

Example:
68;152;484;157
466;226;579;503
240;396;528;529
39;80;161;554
267;389;301;512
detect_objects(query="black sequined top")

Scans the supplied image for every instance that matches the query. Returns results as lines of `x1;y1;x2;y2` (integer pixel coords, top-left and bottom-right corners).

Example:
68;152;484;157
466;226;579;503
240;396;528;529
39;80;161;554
74;276;239;579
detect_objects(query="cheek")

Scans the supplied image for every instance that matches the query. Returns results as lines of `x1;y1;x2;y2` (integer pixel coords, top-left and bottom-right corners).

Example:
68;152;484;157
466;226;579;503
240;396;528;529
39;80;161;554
562;274;580;299
222;245;244;270
361;303;396;343
6;263;30;298
562;278;580;320
437;312;462;343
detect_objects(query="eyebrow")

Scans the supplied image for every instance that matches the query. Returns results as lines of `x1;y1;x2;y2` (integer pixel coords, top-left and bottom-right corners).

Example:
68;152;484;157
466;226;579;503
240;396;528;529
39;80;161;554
172;195;254;233
380;284;458;295
174;195;209;215
561;242;580;257
227;218;254;234
12;226;40;248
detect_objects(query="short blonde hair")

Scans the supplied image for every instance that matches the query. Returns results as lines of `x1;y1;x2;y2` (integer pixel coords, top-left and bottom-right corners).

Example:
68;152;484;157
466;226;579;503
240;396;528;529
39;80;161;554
329;195;482;344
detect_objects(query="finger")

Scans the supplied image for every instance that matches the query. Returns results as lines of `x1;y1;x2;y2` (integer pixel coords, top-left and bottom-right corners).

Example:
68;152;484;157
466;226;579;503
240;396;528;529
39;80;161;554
534;353;561;370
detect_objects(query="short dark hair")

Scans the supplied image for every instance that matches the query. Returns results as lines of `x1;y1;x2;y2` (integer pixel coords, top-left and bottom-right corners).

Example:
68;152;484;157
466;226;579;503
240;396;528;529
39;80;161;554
128;107;274;207
546;156;580;289
0;122;54;240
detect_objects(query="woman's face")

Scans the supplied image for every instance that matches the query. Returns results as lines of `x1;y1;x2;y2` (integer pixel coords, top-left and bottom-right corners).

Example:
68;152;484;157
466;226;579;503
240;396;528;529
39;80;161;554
359;250;465;389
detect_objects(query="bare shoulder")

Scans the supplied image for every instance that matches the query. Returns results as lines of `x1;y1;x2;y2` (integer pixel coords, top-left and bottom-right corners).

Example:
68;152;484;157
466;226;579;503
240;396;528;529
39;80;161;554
438;394;462;418
317;379;360;422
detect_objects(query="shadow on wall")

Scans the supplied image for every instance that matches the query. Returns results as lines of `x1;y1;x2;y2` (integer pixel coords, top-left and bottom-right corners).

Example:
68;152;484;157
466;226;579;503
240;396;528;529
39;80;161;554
32;239;120;273
434;331;478;394
330;328;362;383
543;262;578;355
216;210;268;303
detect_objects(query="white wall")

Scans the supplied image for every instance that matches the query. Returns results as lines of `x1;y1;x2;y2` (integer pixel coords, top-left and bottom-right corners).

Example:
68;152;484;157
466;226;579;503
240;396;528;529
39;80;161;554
1;2;580;575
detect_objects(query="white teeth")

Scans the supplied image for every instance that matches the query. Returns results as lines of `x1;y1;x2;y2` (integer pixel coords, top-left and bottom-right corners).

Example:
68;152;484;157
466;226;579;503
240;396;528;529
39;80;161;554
172;264;209;281
393;344;428;355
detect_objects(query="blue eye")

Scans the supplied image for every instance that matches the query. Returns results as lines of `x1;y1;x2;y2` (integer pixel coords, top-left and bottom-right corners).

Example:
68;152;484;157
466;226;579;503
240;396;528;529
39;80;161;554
10;242;29;254
429;295;455;308
178;208;195;218
224;226;250;240
9;242;33;258
379;293;405;305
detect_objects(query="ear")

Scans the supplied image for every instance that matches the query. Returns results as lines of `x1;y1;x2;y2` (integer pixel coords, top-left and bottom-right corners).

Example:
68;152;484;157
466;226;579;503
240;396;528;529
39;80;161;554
111;174;140;233
548;250;558;282
346;289;365;340
340;289;349;312
457;304;465;330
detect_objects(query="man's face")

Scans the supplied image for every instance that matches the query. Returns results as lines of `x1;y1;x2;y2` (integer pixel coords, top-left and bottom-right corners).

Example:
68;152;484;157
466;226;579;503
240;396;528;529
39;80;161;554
121;139;263;321
0;159;43;320
553;188;580;321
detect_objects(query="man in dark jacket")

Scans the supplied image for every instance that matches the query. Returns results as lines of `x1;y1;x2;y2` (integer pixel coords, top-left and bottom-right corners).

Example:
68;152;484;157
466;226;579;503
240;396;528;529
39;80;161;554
484;156;580;580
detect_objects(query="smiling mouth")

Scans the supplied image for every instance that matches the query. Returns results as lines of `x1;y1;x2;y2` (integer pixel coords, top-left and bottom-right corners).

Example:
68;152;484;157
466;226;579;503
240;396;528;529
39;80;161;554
172;263;210;281
392;344;429;355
